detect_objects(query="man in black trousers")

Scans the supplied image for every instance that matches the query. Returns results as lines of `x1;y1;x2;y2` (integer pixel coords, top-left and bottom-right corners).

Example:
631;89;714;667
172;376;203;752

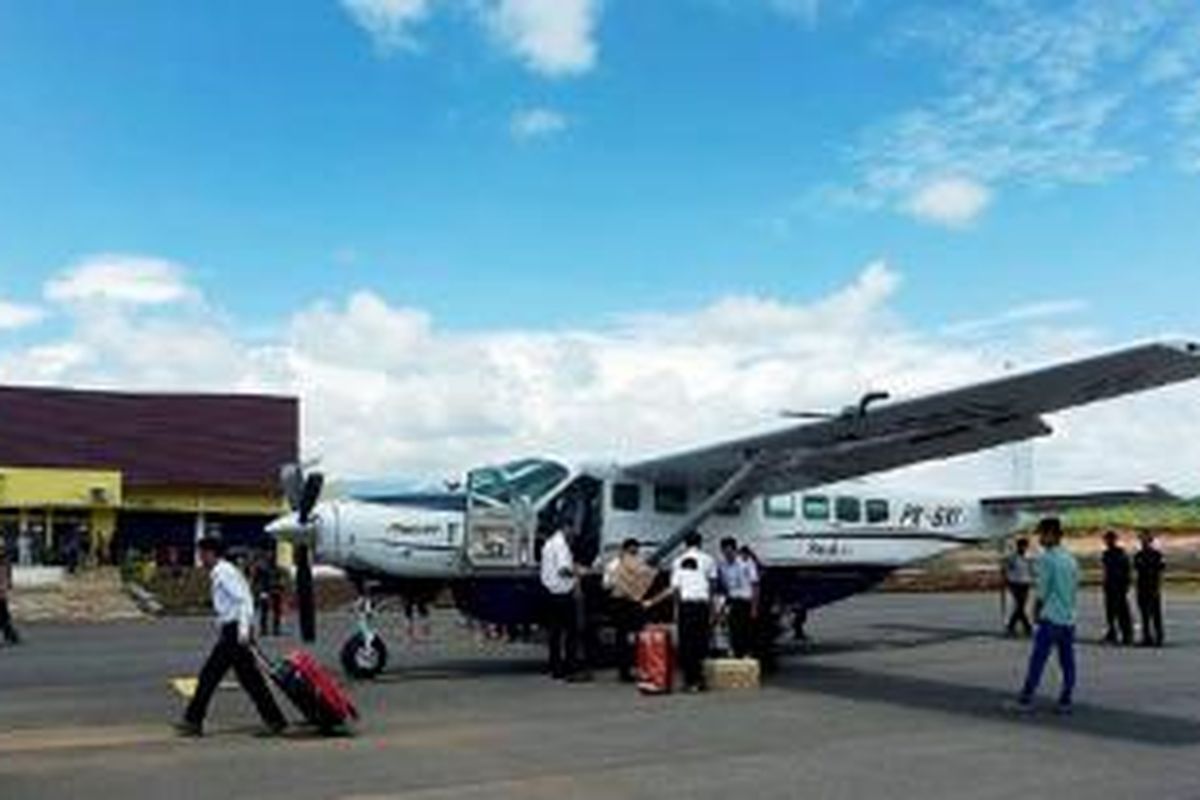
1134;530;1165;647
0;548;20;646
176;537;287;737
1101;530;1134;645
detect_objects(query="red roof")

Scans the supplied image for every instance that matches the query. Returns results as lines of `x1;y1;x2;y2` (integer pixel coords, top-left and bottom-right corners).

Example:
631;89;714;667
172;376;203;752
0;386;298;490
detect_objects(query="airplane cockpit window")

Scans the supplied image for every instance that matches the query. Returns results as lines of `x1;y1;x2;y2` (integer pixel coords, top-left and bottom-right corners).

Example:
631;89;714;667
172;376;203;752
612;482;641;512
802;495;830;521
467;458;570;509
653;484;688;515
763;493;796;519
836;496;863;524
865;499;890;524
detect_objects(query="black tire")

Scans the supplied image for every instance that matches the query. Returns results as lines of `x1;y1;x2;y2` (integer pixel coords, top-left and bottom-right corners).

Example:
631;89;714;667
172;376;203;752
340;632;388;680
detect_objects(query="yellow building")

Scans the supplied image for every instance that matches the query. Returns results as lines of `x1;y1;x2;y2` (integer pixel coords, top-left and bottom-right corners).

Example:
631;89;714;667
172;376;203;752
0;386;297;566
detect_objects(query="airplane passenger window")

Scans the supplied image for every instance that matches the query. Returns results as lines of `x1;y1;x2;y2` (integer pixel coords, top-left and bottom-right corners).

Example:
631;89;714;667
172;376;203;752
653;484;688;515
763;494;796;518
836;496;862;523
802;495;830;521
612;482;641;512
865;499;890;524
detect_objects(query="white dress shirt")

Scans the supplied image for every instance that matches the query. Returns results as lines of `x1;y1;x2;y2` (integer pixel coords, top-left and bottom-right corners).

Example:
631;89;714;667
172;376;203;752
670;546;717;603
540;531;576;595
210;559;255;640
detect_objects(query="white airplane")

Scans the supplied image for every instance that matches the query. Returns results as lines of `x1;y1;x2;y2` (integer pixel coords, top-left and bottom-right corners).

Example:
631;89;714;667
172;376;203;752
268;340;1200;678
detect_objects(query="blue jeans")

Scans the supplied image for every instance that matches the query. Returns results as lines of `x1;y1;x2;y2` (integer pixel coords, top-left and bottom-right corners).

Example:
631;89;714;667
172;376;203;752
1019;621;1076;705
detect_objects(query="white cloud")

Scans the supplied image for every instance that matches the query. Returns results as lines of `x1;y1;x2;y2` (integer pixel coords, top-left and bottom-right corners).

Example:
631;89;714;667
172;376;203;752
0;299;46;330
340;0;435;52
903;176;992;228
833;2;1200;222
339;0;601;78
480;0;599;78
510;107;570;140
4;256;1199;496
44;254;195;306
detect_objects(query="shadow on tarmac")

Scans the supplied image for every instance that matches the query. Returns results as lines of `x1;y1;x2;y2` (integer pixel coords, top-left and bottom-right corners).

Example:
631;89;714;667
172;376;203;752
870;622;1192;651
370;657;547;684
771;661;1200;748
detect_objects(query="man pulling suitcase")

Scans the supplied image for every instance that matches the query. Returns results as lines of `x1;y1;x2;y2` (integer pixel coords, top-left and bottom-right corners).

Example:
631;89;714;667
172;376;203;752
176;536;288;738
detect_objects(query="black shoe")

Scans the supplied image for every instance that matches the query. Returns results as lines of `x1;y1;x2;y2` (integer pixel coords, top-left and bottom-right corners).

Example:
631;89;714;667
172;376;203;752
564;670;594;683
174;721;203;738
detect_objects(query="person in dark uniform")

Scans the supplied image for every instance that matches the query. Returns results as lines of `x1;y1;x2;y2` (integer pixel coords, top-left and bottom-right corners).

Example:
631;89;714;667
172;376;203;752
1133;530;1165;647
1100;530;1133;645
176;537;287;737
0;548;21;645
251;551;284;637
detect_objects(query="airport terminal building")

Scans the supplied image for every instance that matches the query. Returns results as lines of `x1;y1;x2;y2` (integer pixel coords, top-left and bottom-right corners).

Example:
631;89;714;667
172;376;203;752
0;386;298;567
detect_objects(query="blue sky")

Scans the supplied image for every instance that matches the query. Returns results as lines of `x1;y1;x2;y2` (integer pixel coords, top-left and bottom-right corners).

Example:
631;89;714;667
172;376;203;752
2;0;1199;489
2;0;1198;331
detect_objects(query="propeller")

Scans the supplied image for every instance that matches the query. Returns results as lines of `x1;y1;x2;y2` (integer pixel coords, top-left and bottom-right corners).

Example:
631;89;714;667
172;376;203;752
279;462;324;643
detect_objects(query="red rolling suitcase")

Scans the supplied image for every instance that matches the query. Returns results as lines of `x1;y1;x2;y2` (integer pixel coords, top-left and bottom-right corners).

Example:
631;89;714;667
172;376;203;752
636;624;674;695
255;646;359;734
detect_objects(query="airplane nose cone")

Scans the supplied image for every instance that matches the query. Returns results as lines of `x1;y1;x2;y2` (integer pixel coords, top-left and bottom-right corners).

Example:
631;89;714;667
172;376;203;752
266;513;304;541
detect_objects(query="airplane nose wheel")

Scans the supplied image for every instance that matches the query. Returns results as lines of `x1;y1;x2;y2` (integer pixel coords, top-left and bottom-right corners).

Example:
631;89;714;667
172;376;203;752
341;631;388;680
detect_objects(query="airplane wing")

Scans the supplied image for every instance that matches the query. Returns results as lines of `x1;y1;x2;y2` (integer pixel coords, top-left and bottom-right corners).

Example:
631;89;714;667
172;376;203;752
624;340;1200;496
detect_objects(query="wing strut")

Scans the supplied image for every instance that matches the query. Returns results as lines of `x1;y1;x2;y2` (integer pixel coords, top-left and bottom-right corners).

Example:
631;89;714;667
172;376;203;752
647;452;764;567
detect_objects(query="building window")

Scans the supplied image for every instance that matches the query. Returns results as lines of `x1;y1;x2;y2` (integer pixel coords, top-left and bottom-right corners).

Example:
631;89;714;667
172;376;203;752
836;496;862;524
865;499;890;524
763;494;796;519
802;495;831;521
653;484;688;515
612;482;641;512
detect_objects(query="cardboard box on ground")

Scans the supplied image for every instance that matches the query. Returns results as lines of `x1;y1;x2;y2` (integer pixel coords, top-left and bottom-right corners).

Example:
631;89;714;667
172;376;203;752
704;658;761;690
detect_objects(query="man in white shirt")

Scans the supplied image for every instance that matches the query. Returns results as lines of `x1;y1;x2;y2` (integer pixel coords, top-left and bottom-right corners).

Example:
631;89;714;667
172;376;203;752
540;523;581;680
718;537;759;659
646;530;717;692
177;537;287;737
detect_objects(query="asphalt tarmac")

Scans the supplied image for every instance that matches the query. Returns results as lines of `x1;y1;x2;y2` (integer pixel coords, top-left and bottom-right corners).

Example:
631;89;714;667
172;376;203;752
3;591;1200;800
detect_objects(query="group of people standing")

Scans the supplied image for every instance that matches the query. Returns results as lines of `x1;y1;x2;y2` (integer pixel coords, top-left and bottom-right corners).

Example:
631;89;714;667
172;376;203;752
1003;518;1169;715
539;524;761;692
1003;526;1166;647
1100;529;1165;648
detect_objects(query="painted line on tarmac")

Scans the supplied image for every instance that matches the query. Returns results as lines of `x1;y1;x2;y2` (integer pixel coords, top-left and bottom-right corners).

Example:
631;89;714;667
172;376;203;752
0;725;168;755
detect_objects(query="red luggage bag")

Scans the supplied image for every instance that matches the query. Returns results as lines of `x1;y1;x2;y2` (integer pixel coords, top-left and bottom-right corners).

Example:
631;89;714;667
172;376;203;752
255;646;359;734
636;624;674;695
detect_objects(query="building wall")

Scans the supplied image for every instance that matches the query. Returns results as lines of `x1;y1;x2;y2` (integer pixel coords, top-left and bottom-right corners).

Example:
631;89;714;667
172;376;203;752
0;468;284;566
0;466;122;508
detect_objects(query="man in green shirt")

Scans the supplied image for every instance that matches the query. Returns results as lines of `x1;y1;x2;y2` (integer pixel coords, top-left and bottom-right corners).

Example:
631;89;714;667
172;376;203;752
1011;517;1078;713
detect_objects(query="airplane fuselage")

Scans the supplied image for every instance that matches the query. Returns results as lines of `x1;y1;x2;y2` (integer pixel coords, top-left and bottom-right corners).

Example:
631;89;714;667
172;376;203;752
281;458;1021;623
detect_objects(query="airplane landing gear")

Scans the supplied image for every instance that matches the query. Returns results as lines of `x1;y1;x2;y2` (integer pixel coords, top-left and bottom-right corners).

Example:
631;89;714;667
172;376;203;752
341;595;389;680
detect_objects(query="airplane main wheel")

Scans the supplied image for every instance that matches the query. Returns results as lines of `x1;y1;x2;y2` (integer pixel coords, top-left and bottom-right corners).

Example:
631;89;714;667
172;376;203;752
341;632;388;680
